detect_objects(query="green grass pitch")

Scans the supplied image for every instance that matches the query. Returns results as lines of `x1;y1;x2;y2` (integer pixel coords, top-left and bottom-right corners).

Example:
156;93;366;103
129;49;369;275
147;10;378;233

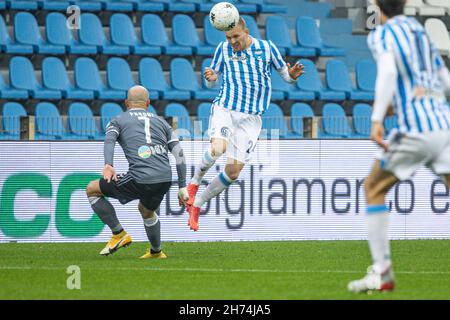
0;240;449;300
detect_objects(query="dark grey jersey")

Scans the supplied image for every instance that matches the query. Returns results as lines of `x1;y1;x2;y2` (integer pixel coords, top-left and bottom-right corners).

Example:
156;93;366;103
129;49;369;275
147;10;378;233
104;108;178;184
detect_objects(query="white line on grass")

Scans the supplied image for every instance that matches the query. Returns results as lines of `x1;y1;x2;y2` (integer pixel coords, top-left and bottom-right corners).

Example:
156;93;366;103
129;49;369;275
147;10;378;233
0;266;449;275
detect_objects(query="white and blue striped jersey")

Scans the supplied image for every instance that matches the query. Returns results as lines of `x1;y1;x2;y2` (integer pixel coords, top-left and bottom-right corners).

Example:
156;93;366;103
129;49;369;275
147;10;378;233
209;37;287;115
368;15;450;134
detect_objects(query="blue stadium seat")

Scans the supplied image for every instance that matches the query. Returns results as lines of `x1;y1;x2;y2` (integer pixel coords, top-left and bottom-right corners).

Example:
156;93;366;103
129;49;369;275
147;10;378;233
296;59;345;101
262;103;299;138
41;0;71;11
42;57;94;100
74;57;124;100
68;102;100;140
164;103;193;140
100;0;134;11
266;16;315;57
106;58;135;99
199;0;257;13
10;57;62;100
171;58;212;100
70;1;103;11
0;71;28;99
204;15;226;47
197;102;212;137
200;58;222;99
352;103;372;138
79;13;129;55
296;17;345;57
0;14;33;54
141;14;191;55
326;60;373;101
35;102;68;140
0;1;6;10
291;102;314;137
259;0;287;13
1;102;26;140
356;59;376;97
321;103;351;138
139;58;190;100
7;0;38;10
46;12;97;55
242;15;261;39
271;67;314;101
127;0;165;12
384;115;398;137
148;104;157;115
100;102;123;133
172;14;214;55
110;13;161;55
322;34;372;70
319;18;353;36
297;1;331;19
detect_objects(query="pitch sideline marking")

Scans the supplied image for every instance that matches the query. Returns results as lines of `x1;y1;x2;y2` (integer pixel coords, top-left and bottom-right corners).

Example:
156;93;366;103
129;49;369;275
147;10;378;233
0;266;449;275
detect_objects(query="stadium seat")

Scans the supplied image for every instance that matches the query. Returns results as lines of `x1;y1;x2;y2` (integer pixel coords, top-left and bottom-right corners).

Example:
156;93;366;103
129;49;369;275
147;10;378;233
68;102;100;140
46;12;97;55
325;60;373;101
35;102;68;140
141;14;192;55
110;14;161;55
78;13;129;55
201;58;222;98
42;57;94;100
425;0;450;14
197;102;212;137
404;0;446;16
71;0;103;11
139;58;191;100
352;103;372;138
101;0;134;12
259;0;287;13
296;1;331;19
296;59;346;101
296;17;345;57
425;18;450;57
355;59;376;97
41;0;71;11
126;0;164;12
319;18;353;36
172;14;214;55
171;58;212;100
0;71;28;99
321;103;352;138
204;15;226;47
241;15;261;39
100;102;123;133
290;102;314;138
148;104;157;115
266;16;315;57
0;0;4;10
164;103;193;140
1;102;26;140
74;57;124;100
106;58;135;99
262;103;299;138
271;67;315;101
0;14;33;54
7;0;38;10
9;57;62;100
384;115;398;137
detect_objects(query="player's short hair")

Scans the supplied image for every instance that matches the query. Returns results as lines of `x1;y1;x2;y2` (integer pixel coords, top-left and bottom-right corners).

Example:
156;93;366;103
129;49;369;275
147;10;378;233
376;0;406;17
237;17;247;31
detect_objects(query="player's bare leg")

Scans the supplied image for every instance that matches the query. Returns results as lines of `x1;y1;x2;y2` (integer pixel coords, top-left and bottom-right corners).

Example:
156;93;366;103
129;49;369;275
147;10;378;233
348;160;398;293
187;138;228;209
188;157;244;231
138;202;166;259
86;180;131;256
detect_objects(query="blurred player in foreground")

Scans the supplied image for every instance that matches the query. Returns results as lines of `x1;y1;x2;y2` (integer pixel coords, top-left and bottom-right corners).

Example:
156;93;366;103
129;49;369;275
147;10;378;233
86;85;189;258
348;0;450;293
184;17;304;231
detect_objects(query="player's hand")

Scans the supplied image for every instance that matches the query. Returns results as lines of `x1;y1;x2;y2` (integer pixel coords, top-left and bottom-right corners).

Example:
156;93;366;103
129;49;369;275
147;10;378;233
287;62;305;80
178;187;189;206
102;164;117;183
204;68;218;82
371;121;388;152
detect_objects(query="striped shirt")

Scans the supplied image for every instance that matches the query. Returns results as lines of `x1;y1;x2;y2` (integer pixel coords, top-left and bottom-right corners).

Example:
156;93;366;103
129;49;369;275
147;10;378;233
368;15;450;134
209;37;287;115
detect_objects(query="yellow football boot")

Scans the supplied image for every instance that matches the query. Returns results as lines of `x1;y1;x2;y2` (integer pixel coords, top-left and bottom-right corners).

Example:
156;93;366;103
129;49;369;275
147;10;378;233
139;249;167;259
99;231;132;256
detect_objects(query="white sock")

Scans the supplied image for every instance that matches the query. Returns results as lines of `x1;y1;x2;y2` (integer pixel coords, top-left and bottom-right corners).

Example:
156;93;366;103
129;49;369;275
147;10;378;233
191;149;221;185
194;172;235;208
366;205;392;271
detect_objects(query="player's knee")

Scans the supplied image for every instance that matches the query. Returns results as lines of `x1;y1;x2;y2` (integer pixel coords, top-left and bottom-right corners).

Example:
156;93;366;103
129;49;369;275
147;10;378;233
211;139;227;157
225;168;241;181
86;180;100;197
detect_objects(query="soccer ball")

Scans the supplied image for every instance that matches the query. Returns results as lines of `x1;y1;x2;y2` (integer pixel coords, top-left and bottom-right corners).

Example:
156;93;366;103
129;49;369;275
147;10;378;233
209;2;240;32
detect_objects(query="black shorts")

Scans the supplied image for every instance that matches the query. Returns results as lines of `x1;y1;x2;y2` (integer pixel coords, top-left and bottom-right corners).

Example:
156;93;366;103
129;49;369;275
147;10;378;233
99;173;172;211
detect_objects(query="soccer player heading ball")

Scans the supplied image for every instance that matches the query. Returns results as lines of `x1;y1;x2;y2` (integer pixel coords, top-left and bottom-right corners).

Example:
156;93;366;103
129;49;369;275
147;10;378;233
182;8;305;231
348;0;450;293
